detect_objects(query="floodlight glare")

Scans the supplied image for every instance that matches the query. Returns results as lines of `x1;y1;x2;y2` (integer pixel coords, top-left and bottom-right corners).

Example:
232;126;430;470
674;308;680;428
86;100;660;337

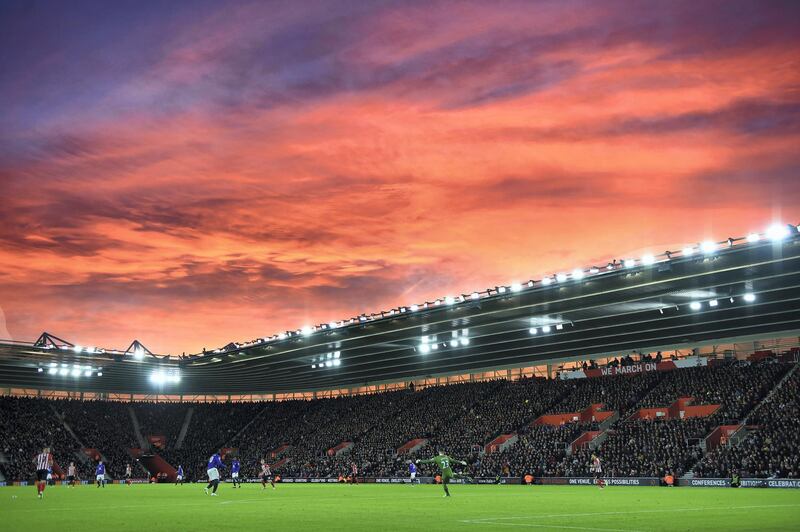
766;223;790;241
420;344;430;354
462;328;468;336
589;267;599;274
556;273;567;282
682;246;695;256
49;362;57;368
410;304;419;312
700;241;716;254
48;368;57;375
459;338;469;346
301;326;313;336
690;301;702;310
328;321;338;329
541;277;552;286
58;368;68;376
743;292;756;302
542;325;552;333
83;370;92;377
641;254;655;266
746;233;760;243
510;282;522;292
624;259;635;268
73;345;82;353
333;359;341;366
529;327;538;335
134;348;144;360
325;361;333;367
450;340;458;347
444;296;455;305
334;351;341;359
572;269;584;280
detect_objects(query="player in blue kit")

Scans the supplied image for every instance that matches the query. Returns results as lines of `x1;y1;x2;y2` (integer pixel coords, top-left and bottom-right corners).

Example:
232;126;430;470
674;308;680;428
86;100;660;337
409;461;418;485
95;461;106;488
231;458;241;488
204;451;226;496
175;465;184;485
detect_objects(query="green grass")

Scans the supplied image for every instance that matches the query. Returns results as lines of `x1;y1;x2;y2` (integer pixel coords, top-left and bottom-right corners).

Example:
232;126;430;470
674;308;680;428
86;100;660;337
2;483;799;531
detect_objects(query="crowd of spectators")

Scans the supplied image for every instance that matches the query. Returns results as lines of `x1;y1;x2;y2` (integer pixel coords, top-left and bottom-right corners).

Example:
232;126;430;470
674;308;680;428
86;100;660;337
1;360;796;482
695;367;800;478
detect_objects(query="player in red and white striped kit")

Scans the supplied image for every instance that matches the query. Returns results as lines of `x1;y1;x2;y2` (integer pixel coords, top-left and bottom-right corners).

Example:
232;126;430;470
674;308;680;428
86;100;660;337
260;459;275;490
591;453;606;489
33;447;53;499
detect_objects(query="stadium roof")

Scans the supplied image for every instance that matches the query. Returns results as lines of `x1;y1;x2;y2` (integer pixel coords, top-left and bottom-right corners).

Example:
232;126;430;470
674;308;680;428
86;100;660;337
1;226;800;395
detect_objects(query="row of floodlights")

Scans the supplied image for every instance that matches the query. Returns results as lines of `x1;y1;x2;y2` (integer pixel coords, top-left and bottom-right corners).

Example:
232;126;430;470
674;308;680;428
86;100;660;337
39;362;102;377
149;369;180;384
420;329;470;353
226;223;796;350
529;322;567;335
688;293;756;311
311;351;341;369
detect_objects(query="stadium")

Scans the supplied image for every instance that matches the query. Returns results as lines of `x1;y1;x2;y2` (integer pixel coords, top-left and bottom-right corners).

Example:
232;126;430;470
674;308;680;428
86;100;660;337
2;1;800;531
2;224;800;530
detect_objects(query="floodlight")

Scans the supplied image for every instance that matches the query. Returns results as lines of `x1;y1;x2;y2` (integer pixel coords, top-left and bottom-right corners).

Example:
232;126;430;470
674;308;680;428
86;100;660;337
83;370;92;377
498;286;507;294
766;223;790;241
589;267;599;274
700;241;716;254
71;368;81;377
445;296;455;305
325;361;333;368
97;372;103;377
58;368;68;376
743;292;756;302
301;326;313;336
420;344;430;354
541;277;552;286
459;338;469;346
510;282;522;292
624;259;635;268
334;351;341;359
708;299;718;307
73;345;82;353
556;273;567;282
471;292;480;300
641;254;655;266
746;233;760;243
410;304;419;312
37;367;44;373
542;325;552;333
682;246;695;256
556;324;564;330
48;368;57;375
529;328;538;335
333;359;341;367
311;364;316;369
450;340;458;347
572;269;584;280
690;301;701;310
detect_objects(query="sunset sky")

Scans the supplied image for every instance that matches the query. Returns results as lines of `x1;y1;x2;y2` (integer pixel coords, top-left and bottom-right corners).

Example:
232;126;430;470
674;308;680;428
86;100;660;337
1;0;798;354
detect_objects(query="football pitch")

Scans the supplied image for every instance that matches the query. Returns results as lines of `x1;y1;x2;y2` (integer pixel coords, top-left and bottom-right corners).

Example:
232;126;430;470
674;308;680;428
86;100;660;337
2;483;799;531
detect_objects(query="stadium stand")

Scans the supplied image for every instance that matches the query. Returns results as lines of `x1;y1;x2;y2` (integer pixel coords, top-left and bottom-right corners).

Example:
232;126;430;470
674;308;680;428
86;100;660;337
1;358;797;483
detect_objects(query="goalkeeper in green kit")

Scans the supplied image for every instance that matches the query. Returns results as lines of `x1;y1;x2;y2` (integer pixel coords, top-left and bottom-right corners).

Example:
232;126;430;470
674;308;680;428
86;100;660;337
416;450;473;497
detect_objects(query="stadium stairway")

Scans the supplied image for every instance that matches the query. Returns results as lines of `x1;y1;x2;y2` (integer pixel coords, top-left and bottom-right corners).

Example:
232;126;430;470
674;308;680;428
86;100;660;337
139;453;178;482
396;439;428;455
48;402;95;468
327;442;354;456
128;406;148;450
484;434;517;454
742;362;800;424
174;407;194;450
569;431;601;454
